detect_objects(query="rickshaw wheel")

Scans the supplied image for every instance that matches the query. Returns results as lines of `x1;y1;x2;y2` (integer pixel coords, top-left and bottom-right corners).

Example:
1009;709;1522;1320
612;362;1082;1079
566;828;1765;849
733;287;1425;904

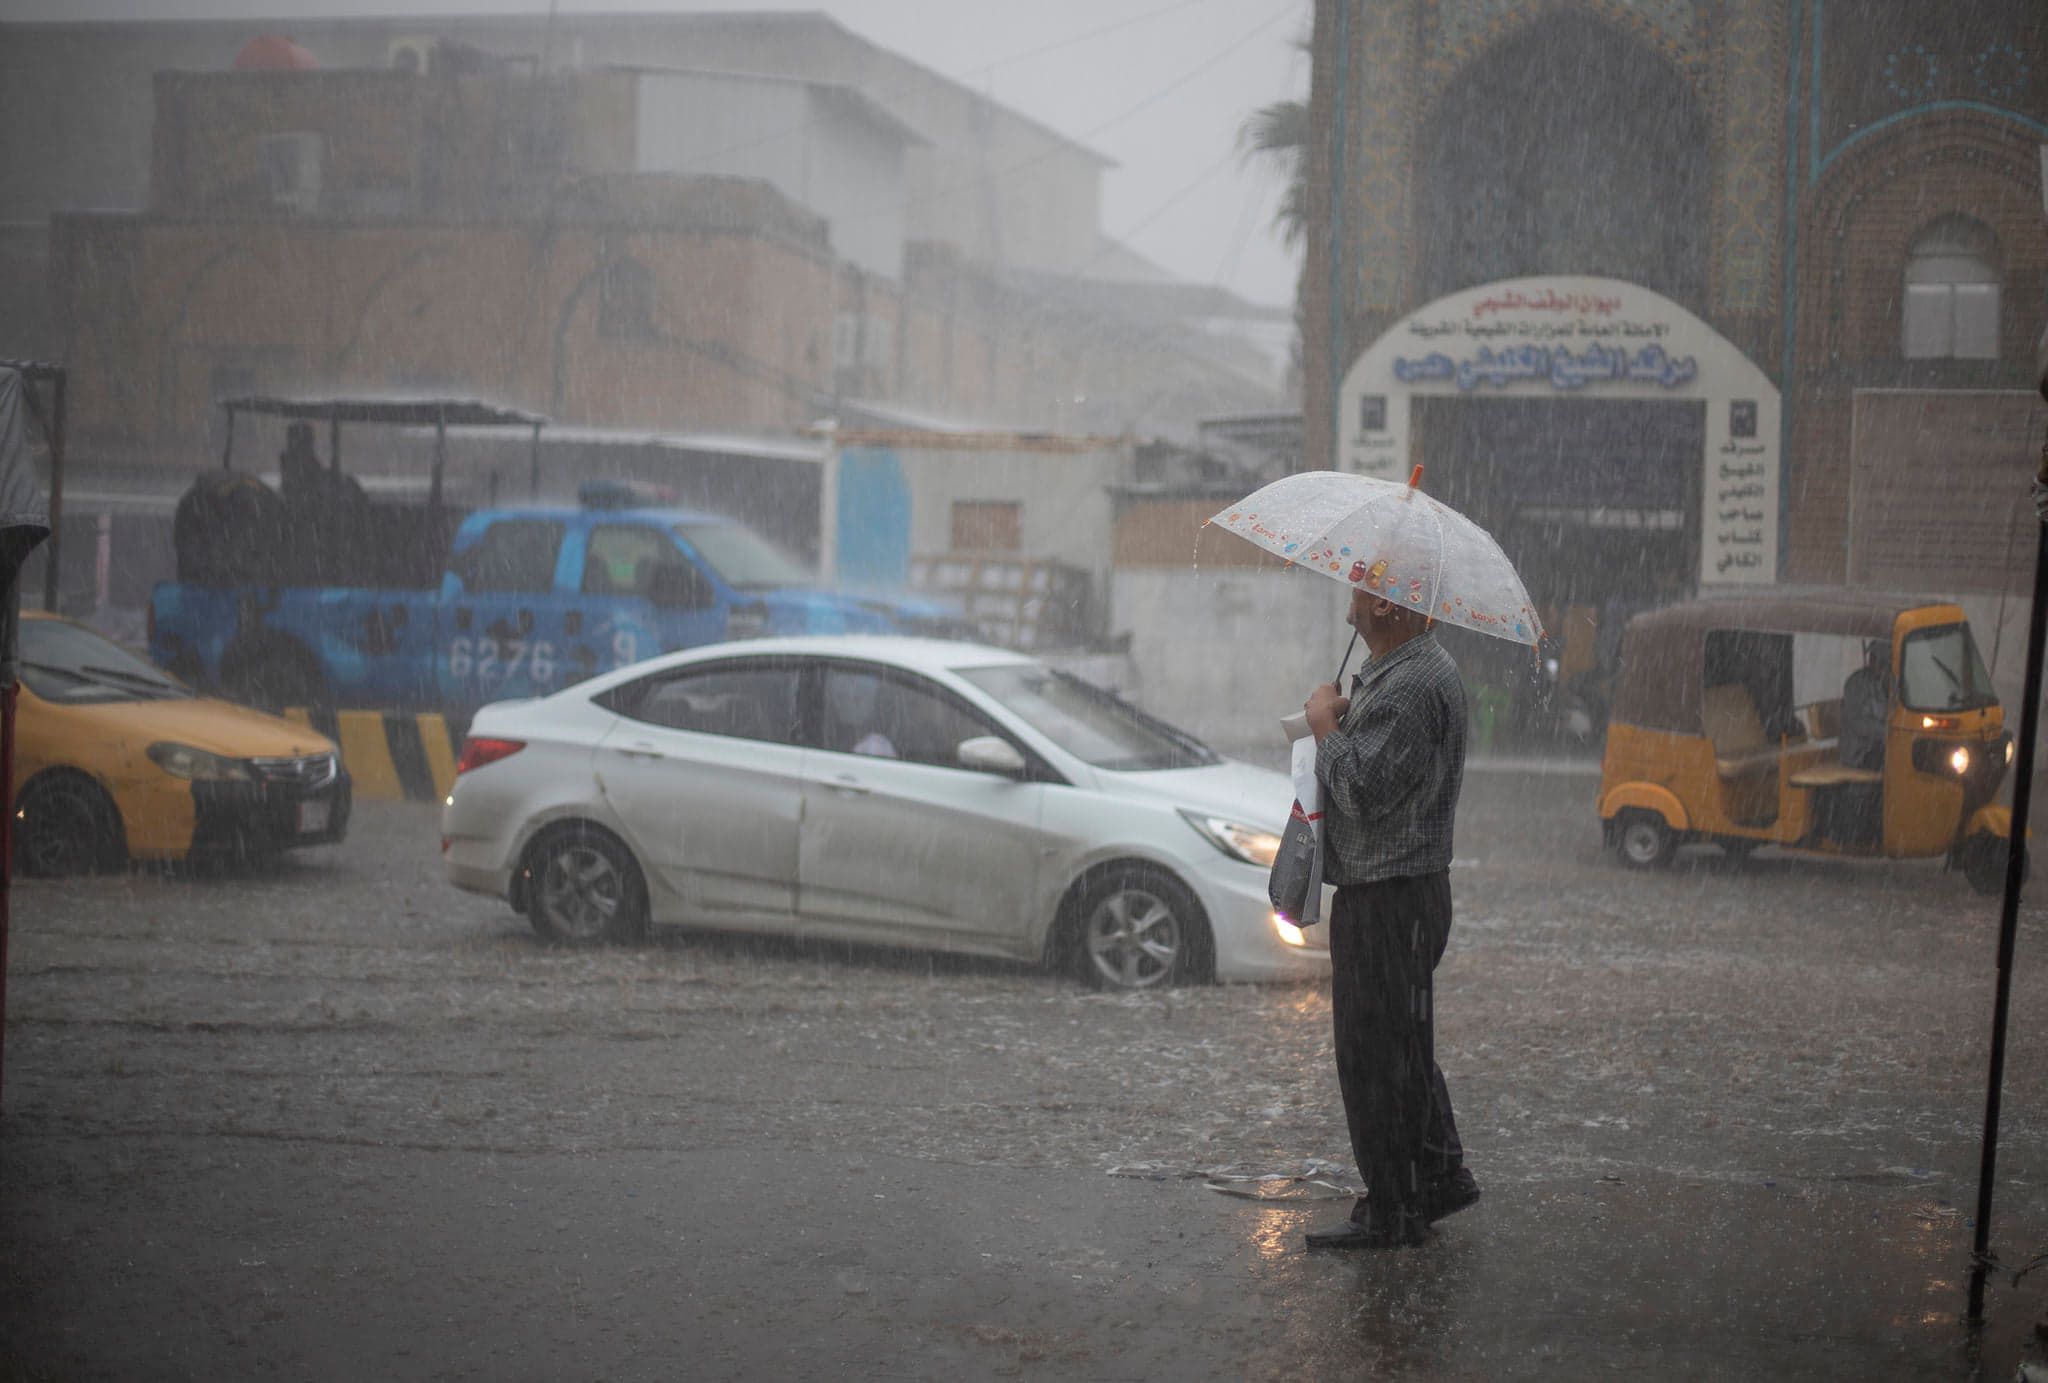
1616;811;1677;869
1958;832;2026;896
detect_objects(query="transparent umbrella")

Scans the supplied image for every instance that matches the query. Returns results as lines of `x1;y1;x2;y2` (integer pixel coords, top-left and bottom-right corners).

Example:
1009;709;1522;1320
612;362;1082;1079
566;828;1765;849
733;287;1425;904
1207;466;1543;646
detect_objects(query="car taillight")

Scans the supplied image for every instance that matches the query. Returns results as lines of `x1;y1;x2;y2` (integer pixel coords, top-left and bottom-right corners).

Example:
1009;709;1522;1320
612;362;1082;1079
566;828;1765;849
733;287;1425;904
455;737;526;775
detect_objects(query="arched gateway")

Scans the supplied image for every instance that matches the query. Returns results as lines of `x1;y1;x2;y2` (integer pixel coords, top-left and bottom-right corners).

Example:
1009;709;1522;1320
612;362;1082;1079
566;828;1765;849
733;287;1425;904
1338;277;1779;597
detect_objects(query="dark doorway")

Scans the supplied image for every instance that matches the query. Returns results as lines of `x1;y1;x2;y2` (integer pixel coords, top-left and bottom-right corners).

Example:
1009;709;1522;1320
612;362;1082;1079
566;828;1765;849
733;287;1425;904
1418;13;1708;309
1417;396;1702;610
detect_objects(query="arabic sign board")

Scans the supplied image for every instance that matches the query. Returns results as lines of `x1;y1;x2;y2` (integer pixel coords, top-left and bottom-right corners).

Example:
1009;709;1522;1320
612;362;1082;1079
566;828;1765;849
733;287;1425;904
1339;276;1781;587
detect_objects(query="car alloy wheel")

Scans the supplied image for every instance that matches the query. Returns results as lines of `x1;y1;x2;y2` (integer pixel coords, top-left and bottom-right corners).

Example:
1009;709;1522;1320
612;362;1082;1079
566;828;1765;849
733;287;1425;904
1083;883;1186;991
528;831;645;945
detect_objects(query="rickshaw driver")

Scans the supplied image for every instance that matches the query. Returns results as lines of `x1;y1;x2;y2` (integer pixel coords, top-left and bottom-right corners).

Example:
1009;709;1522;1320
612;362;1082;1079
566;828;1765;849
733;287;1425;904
1821;640;1892;845
1840;641;1891;773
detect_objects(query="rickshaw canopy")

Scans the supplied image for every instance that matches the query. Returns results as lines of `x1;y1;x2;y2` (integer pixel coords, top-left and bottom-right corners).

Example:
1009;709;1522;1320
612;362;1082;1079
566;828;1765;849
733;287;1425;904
1611;590;1962;736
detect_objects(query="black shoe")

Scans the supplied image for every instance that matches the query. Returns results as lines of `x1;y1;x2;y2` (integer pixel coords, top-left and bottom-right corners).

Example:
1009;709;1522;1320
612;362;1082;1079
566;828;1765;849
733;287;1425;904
1304;1214;1429;1250
1424;1168;1481;1223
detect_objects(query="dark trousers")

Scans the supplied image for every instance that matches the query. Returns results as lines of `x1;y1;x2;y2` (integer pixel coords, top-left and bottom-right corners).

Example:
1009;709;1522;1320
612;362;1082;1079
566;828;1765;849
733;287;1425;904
1329;871;1465;1226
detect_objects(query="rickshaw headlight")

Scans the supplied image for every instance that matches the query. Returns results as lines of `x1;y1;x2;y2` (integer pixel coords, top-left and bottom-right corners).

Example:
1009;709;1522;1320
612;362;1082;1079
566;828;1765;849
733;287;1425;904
1949;746;1971;775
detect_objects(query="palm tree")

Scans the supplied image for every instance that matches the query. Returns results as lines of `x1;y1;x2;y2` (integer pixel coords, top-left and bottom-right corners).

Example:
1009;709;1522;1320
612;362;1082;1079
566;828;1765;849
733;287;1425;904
1238;97;1309;249
1239;95;1309;395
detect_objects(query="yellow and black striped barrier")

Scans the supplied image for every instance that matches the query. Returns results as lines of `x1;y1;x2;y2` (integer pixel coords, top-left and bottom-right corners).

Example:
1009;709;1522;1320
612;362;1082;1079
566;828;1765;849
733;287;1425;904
281;709;468;803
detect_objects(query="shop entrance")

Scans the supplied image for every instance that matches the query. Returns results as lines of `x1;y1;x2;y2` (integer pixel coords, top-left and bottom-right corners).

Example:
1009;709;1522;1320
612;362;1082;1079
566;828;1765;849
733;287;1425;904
1413;395;1703;618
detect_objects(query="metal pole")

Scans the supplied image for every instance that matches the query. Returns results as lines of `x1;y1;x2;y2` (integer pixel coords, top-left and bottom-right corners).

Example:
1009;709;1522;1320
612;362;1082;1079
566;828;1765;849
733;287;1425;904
220;404;235;469
529;421;542;499
1326;0;1351;473
1966;519;2044;1323
41;372;65;614
329;415;342;474
0;677;16;1108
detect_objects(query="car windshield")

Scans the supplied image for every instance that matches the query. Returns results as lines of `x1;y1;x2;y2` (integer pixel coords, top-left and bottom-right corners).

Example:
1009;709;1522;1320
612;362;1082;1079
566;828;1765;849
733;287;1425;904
673;523;811;591
958;664;1217;772
1899;623;1996;712
19;619;190;704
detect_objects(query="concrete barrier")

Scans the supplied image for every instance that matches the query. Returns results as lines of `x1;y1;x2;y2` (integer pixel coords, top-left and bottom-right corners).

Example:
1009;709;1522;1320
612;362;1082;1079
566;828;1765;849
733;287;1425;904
281;709;467;803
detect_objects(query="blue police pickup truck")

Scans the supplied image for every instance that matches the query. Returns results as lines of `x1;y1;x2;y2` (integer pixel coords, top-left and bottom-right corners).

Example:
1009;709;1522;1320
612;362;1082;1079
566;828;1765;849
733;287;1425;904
151;494;963;712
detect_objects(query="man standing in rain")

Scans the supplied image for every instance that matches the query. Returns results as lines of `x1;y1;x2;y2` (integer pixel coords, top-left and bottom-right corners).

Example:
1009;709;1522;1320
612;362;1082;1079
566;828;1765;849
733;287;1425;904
1299;584;1479;1249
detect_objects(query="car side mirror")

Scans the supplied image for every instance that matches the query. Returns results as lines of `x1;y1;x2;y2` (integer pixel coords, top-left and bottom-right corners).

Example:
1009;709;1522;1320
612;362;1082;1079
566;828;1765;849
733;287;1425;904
647;563;714;610
957;735;1026;776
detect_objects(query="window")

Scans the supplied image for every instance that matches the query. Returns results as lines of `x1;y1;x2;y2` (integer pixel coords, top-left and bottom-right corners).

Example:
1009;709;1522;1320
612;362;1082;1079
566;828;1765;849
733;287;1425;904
582;524;677;595
1900;624;1995;713
456;519;563;593
609;662;801;744
673;523;809;590
1902;216;2000;360
820;665;999;770
959;664;1217;771
951;501;1021;553
18;617;189;705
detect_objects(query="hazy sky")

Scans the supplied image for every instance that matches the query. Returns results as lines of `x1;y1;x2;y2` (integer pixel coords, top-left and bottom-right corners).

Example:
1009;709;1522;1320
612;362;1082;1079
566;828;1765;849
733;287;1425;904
0;0;1311;308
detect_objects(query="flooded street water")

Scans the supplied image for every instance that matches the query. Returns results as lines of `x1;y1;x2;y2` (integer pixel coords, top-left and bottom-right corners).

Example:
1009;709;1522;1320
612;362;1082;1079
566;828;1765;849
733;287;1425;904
4;765;2045;1378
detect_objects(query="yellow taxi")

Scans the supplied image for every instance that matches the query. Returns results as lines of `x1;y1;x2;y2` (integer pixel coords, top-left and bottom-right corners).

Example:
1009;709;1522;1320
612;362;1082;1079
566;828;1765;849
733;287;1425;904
14;612;350;873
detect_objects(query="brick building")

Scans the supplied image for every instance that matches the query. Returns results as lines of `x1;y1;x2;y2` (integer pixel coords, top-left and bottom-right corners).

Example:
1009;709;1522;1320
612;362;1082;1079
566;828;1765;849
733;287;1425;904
3;17;1289;623
1300;0;2046;625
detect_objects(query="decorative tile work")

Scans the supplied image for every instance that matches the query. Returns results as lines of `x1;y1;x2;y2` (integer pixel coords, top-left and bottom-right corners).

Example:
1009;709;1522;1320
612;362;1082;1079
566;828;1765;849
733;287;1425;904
1420;0;1708;100
1967;41;2031;104
1343;0;1419;314
1710;0;1786;320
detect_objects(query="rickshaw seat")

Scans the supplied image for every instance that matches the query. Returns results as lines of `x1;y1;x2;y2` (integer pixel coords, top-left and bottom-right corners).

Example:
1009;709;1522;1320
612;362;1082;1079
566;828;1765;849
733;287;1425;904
1704;684;1781;780
1788;763;1882;788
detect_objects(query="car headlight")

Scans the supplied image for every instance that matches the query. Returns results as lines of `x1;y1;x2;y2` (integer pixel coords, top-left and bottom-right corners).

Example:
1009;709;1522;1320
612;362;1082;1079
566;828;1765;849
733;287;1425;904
147;742;252;782
2006;739;2016;765
1179;810;1283;868
1950;746;1971;776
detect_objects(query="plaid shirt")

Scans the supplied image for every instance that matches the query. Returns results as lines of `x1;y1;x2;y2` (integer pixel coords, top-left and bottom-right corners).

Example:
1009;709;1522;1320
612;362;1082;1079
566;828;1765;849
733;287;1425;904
1315;632;1467;886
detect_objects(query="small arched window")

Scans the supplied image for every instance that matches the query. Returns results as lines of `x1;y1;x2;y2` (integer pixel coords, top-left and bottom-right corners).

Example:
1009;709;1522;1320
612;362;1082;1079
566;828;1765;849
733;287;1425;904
1901;215;2000;360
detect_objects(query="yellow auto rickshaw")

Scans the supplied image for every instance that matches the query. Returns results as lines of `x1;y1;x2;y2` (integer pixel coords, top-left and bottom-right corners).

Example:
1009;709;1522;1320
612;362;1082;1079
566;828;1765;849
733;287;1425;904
1598;591;2017;891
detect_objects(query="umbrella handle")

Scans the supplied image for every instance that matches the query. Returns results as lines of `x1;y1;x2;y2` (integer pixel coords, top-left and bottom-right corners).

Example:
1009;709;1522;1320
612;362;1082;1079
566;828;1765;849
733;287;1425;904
1333;630;1359;685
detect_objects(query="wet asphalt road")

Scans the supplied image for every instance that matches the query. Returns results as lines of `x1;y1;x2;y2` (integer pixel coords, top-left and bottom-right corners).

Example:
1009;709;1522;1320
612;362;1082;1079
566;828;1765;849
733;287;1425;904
2;764;2046;1380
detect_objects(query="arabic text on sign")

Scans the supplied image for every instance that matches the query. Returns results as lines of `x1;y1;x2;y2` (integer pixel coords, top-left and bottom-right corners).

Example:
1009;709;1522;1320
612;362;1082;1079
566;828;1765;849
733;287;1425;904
1390;343;1700;392
1469;288;1622;319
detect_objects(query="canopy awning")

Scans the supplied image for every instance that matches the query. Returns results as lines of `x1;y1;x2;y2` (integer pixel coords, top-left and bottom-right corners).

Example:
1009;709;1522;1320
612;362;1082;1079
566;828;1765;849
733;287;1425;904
218;395;548;429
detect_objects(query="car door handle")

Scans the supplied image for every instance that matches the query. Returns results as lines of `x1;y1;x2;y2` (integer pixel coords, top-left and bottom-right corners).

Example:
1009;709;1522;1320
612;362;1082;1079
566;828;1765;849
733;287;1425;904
826;773;869;795
617;742;666;761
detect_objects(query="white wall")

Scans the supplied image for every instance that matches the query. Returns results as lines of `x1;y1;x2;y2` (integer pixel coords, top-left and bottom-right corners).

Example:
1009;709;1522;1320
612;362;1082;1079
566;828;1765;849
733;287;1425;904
1110;566;1353;759
634;72;906;281
896;445;1124;597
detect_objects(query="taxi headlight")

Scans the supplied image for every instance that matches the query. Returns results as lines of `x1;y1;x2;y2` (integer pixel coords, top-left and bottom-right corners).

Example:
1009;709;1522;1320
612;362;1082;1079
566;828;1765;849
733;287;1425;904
1180;811;1283;868
1949;746;1971;775
2007;739;2016;765
146;742;252;782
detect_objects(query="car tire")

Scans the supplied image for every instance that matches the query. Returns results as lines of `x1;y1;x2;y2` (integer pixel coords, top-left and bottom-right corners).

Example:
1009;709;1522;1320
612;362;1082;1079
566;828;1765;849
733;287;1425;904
1068;865;1211;991
15;770;126;877
1615;811;1677;870
522;824;649;946
1959;832;2026;897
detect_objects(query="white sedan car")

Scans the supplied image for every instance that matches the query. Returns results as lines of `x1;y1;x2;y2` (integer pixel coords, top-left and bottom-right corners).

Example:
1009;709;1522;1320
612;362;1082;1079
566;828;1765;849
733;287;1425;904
442;636;1329;989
